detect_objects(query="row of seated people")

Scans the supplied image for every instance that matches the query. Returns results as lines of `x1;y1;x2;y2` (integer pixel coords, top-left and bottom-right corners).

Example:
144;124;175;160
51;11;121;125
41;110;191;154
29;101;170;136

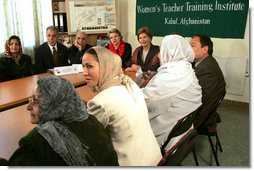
0;31;225;166
0;26;159;82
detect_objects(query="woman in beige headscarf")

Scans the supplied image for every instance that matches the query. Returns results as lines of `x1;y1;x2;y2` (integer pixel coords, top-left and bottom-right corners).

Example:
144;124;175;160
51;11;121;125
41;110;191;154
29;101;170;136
82;46;162;166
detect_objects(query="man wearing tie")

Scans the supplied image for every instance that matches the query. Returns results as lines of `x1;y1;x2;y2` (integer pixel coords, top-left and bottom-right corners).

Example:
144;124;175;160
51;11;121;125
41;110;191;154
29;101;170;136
35;26;69;74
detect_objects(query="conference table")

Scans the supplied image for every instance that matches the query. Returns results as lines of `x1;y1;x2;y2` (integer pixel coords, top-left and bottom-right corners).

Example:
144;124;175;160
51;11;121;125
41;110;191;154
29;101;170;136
0;70;135;112
0;72;86;112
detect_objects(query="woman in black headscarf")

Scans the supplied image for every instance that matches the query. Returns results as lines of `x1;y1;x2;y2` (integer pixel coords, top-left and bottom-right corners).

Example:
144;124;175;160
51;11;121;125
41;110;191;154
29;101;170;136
0;76;118;166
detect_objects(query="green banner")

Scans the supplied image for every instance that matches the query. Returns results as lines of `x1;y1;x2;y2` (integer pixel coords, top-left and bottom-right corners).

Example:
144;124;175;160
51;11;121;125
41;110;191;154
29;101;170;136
136;0;249;38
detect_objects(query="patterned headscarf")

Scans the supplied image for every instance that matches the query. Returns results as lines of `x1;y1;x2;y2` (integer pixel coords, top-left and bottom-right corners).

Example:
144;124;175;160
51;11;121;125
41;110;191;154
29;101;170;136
36;76;94;166
4;35;23;65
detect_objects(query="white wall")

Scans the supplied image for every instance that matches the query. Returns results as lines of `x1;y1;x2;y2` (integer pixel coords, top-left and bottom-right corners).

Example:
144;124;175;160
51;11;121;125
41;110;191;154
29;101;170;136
117;0;250;103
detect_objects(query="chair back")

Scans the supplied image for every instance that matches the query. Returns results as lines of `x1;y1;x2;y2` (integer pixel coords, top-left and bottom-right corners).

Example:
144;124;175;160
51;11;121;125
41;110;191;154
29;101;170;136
158;129;197;166
214;89;226;112
200;88;226;128
160;106;200;154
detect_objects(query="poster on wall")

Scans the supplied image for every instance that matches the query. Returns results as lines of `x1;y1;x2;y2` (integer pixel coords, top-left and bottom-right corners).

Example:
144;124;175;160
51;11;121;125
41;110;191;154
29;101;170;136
136;0;249;38
68;0;117;33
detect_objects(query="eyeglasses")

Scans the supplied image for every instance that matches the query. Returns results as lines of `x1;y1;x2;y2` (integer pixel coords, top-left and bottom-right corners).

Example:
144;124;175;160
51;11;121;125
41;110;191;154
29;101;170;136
28;96;39;105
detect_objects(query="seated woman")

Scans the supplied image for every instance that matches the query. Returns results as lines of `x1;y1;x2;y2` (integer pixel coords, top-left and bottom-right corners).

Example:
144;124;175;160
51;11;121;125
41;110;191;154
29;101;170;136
106;28;132;68
142;35;202;150
0;35;33;82
0;76;118;166
125;27;160;73
82;46;161;166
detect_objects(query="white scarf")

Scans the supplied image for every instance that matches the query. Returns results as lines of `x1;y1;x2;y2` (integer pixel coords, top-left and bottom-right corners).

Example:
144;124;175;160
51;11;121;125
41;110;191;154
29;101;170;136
142;35;196;101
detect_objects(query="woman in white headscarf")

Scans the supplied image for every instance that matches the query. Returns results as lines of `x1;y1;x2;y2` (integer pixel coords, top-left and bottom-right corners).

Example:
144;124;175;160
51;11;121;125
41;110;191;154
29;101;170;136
82;46;162;166
142;35;202;150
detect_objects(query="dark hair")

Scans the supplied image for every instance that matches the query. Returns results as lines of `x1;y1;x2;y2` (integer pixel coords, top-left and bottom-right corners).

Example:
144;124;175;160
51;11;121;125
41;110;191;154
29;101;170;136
85;47;99;62
137;27;153;41
5;35;23;55
192;34;213;55
46;25;59;33
108;28;123;40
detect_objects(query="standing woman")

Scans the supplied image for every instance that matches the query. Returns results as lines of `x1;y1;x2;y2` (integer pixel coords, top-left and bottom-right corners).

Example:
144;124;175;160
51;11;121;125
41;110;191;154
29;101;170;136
82;46;161;166
125;27;160;73
0;35;33;82
106;28;132;68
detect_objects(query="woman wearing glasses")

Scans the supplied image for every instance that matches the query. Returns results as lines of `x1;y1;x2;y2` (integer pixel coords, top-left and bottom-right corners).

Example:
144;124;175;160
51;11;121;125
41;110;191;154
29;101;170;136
0;76;118;166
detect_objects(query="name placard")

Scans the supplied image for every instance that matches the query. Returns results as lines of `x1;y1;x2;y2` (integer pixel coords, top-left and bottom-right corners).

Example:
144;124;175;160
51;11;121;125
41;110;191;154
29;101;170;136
53;66;79;76
72;64;84;73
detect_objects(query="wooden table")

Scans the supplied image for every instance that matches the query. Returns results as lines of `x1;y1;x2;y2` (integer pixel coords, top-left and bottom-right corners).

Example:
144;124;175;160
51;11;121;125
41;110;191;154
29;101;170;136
0;85;96;160
0;73;86;112
0;105;34;159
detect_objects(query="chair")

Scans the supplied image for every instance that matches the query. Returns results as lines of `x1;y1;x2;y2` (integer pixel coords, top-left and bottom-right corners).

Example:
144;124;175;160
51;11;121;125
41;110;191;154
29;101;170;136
158;129;197;166
196;89;226;166
158;108;201;166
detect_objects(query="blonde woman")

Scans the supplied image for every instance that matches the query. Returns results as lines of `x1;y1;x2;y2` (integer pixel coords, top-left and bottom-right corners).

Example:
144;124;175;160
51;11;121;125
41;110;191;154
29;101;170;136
106;28;132;68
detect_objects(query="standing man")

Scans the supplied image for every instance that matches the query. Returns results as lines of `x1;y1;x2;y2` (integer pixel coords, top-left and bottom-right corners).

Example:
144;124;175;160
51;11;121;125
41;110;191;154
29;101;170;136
190;34;226;131
35;26;69;73
68;31;93;64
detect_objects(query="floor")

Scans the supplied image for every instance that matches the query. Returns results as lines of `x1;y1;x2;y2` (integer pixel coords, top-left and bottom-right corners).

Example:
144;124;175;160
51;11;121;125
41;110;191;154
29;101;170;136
181;100;250;167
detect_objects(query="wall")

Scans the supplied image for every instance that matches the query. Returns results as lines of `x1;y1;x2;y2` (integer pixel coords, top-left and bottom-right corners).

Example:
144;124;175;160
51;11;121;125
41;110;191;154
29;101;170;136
117;0;250;103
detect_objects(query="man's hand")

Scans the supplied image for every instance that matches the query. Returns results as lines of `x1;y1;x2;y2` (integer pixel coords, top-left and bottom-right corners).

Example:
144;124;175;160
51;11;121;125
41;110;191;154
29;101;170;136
74;40;82;51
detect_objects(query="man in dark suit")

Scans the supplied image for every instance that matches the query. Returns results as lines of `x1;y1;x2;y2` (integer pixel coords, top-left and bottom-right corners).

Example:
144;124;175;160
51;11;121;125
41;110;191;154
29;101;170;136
68;31;93;64
190;34;226;131
35;26;69;73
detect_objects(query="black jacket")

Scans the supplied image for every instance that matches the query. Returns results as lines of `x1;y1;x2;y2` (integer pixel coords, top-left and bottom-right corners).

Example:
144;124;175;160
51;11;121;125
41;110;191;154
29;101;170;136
194;56;226;129
35;42;69;74
0;54;33;82
2;115;119;166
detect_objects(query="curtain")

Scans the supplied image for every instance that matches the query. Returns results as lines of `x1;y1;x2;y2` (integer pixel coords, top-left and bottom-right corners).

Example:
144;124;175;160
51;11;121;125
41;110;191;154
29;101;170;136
0;0;53;63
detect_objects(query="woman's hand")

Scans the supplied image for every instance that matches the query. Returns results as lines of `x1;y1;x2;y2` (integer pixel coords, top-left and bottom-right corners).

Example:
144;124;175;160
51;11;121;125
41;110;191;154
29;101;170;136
151;56;160;65
131;64;141;72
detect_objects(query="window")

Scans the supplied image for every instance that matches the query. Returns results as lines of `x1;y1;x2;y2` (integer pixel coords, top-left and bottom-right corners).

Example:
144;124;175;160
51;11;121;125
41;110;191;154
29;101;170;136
0;0;53;62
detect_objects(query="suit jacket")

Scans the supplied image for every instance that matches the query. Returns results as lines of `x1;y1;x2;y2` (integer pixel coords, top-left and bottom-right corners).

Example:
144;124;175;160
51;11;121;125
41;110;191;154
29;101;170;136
194;55;226;130
132;44;160;72
68;44;93;64
35;42;69;73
